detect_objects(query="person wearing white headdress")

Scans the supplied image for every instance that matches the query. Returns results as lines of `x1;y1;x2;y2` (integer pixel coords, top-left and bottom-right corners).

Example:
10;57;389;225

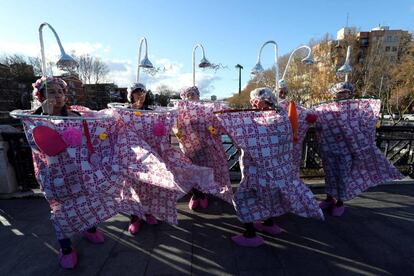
127;82;153;110
126;82;158;234
249;87;278;110
179;86;210;210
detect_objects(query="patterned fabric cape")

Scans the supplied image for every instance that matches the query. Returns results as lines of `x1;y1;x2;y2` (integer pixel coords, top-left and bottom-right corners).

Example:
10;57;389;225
175;100;232;202
114;108;216;223
20;108;144;239
215;109;323;223
313;99;403;201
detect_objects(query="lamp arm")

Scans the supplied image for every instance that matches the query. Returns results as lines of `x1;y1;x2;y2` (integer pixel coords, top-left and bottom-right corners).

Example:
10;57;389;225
137;37;148;83
39;22;67;76
192;43;204;87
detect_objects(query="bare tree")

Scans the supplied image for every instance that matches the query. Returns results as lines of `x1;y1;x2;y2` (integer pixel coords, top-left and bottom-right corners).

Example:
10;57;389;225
92;57;109;84
67;54;109;84
27;56;43;76
77;54;94;84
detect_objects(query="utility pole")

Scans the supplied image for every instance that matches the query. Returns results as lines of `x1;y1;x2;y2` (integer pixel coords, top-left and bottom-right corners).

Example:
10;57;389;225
235;64;243;95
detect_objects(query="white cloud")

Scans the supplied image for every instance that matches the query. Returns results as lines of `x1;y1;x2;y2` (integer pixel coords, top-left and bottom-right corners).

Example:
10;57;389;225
0;41;221;96
107;57;219;96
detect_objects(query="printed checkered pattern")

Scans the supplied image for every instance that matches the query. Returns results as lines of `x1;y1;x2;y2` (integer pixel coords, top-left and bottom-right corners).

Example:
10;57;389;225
279;101;315;177
114;108;217;222
215;110;323;223
21;108;144;240
176;100;233;202
314;99;404;201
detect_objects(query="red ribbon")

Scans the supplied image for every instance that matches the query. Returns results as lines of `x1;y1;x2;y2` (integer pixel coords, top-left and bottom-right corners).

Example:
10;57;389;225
82;120;95;156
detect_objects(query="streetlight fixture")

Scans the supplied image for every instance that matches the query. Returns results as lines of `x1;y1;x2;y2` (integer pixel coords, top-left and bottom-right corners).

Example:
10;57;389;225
281;45;314;81
251;40;280;92
337;46;352;82
39;22;78;76
235;64;243;95
136;37;154;83
192;43;212;86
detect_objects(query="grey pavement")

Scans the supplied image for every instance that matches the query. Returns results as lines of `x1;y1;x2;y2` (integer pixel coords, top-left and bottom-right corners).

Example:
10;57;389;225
1;184;414;276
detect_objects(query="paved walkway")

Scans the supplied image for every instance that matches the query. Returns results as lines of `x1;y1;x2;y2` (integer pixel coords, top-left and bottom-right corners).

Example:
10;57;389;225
1;184;414;275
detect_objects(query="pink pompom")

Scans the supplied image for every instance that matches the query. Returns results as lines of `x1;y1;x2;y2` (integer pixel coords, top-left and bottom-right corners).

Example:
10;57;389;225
153;122;167;137
306;113;317;124
62;128;83;147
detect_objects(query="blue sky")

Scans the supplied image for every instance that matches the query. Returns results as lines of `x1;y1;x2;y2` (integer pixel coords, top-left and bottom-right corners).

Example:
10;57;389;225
1;0;413;98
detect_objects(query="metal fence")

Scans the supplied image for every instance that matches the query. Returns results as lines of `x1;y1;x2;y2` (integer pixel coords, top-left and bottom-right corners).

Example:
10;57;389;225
224;125;414;178
2;125;413;191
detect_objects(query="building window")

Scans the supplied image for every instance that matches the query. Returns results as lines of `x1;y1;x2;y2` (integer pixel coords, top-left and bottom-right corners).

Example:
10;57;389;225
360;38;369;46
385;46;391;52
385;36;392;42
392;46;398;52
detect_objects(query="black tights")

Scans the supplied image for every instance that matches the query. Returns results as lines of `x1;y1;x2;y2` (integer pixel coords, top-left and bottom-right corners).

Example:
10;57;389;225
192;188;206;200
243;218;273;238
59;226;96;255
326;194;343;206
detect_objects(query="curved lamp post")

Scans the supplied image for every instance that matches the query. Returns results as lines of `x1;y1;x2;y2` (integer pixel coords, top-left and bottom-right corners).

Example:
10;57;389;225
337;46;352;82
192;43;212;87
39;22;78;76
281;45;314;81
136;37;154;83
251;40;280;92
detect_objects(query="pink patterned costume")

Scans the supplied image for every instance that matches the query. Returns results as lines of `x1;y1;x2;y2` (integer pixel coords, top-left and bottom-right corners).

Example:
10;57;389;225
20;109;144;240
313;99;404;201
279;100;317;177
175;100;233;203
113;108;217;223
215;109;324;223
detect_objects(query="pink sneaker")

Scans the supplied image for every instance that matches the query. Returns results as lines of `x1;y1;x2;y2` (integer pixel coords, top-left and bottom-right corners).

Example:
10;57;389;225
231;234;264;247
199;197;208;209
58;248;78;269
188;196;199;210
83;229;105;244
253;222;282;235
145;214;158;225
331;205;345;217
319;198;336;210
128;220;141;235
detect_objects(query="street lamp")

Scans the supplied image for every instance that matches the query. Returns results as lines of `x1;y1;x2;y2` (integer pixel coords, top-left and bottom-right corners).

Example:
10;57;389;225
337;46;352;82
281;45;314;81
192;43;212;86
251;40;280;92
235;64;243;95
136;37;154;83
39;22;78;76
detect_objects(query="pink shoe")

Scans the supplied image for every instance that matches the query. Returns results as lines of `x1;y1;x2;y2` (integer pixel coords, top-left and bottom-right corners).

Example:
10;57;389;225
188;196;199;210
128;220;141;235
331;205;345;217
199;197;208;209
319;198;336;210
58;248;78;269
83;229;105;244
253;222;282;235
231;234;264;247
145;214;158;225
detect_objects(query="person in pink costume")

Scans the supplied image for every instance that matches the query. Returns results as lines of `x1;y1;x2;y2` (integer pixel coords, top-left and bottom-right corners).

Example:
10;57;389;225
113;92;216;228
314;82;404;217
215;87;323;247
176;86;233;211
124;83;159;234
24;77;144;269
